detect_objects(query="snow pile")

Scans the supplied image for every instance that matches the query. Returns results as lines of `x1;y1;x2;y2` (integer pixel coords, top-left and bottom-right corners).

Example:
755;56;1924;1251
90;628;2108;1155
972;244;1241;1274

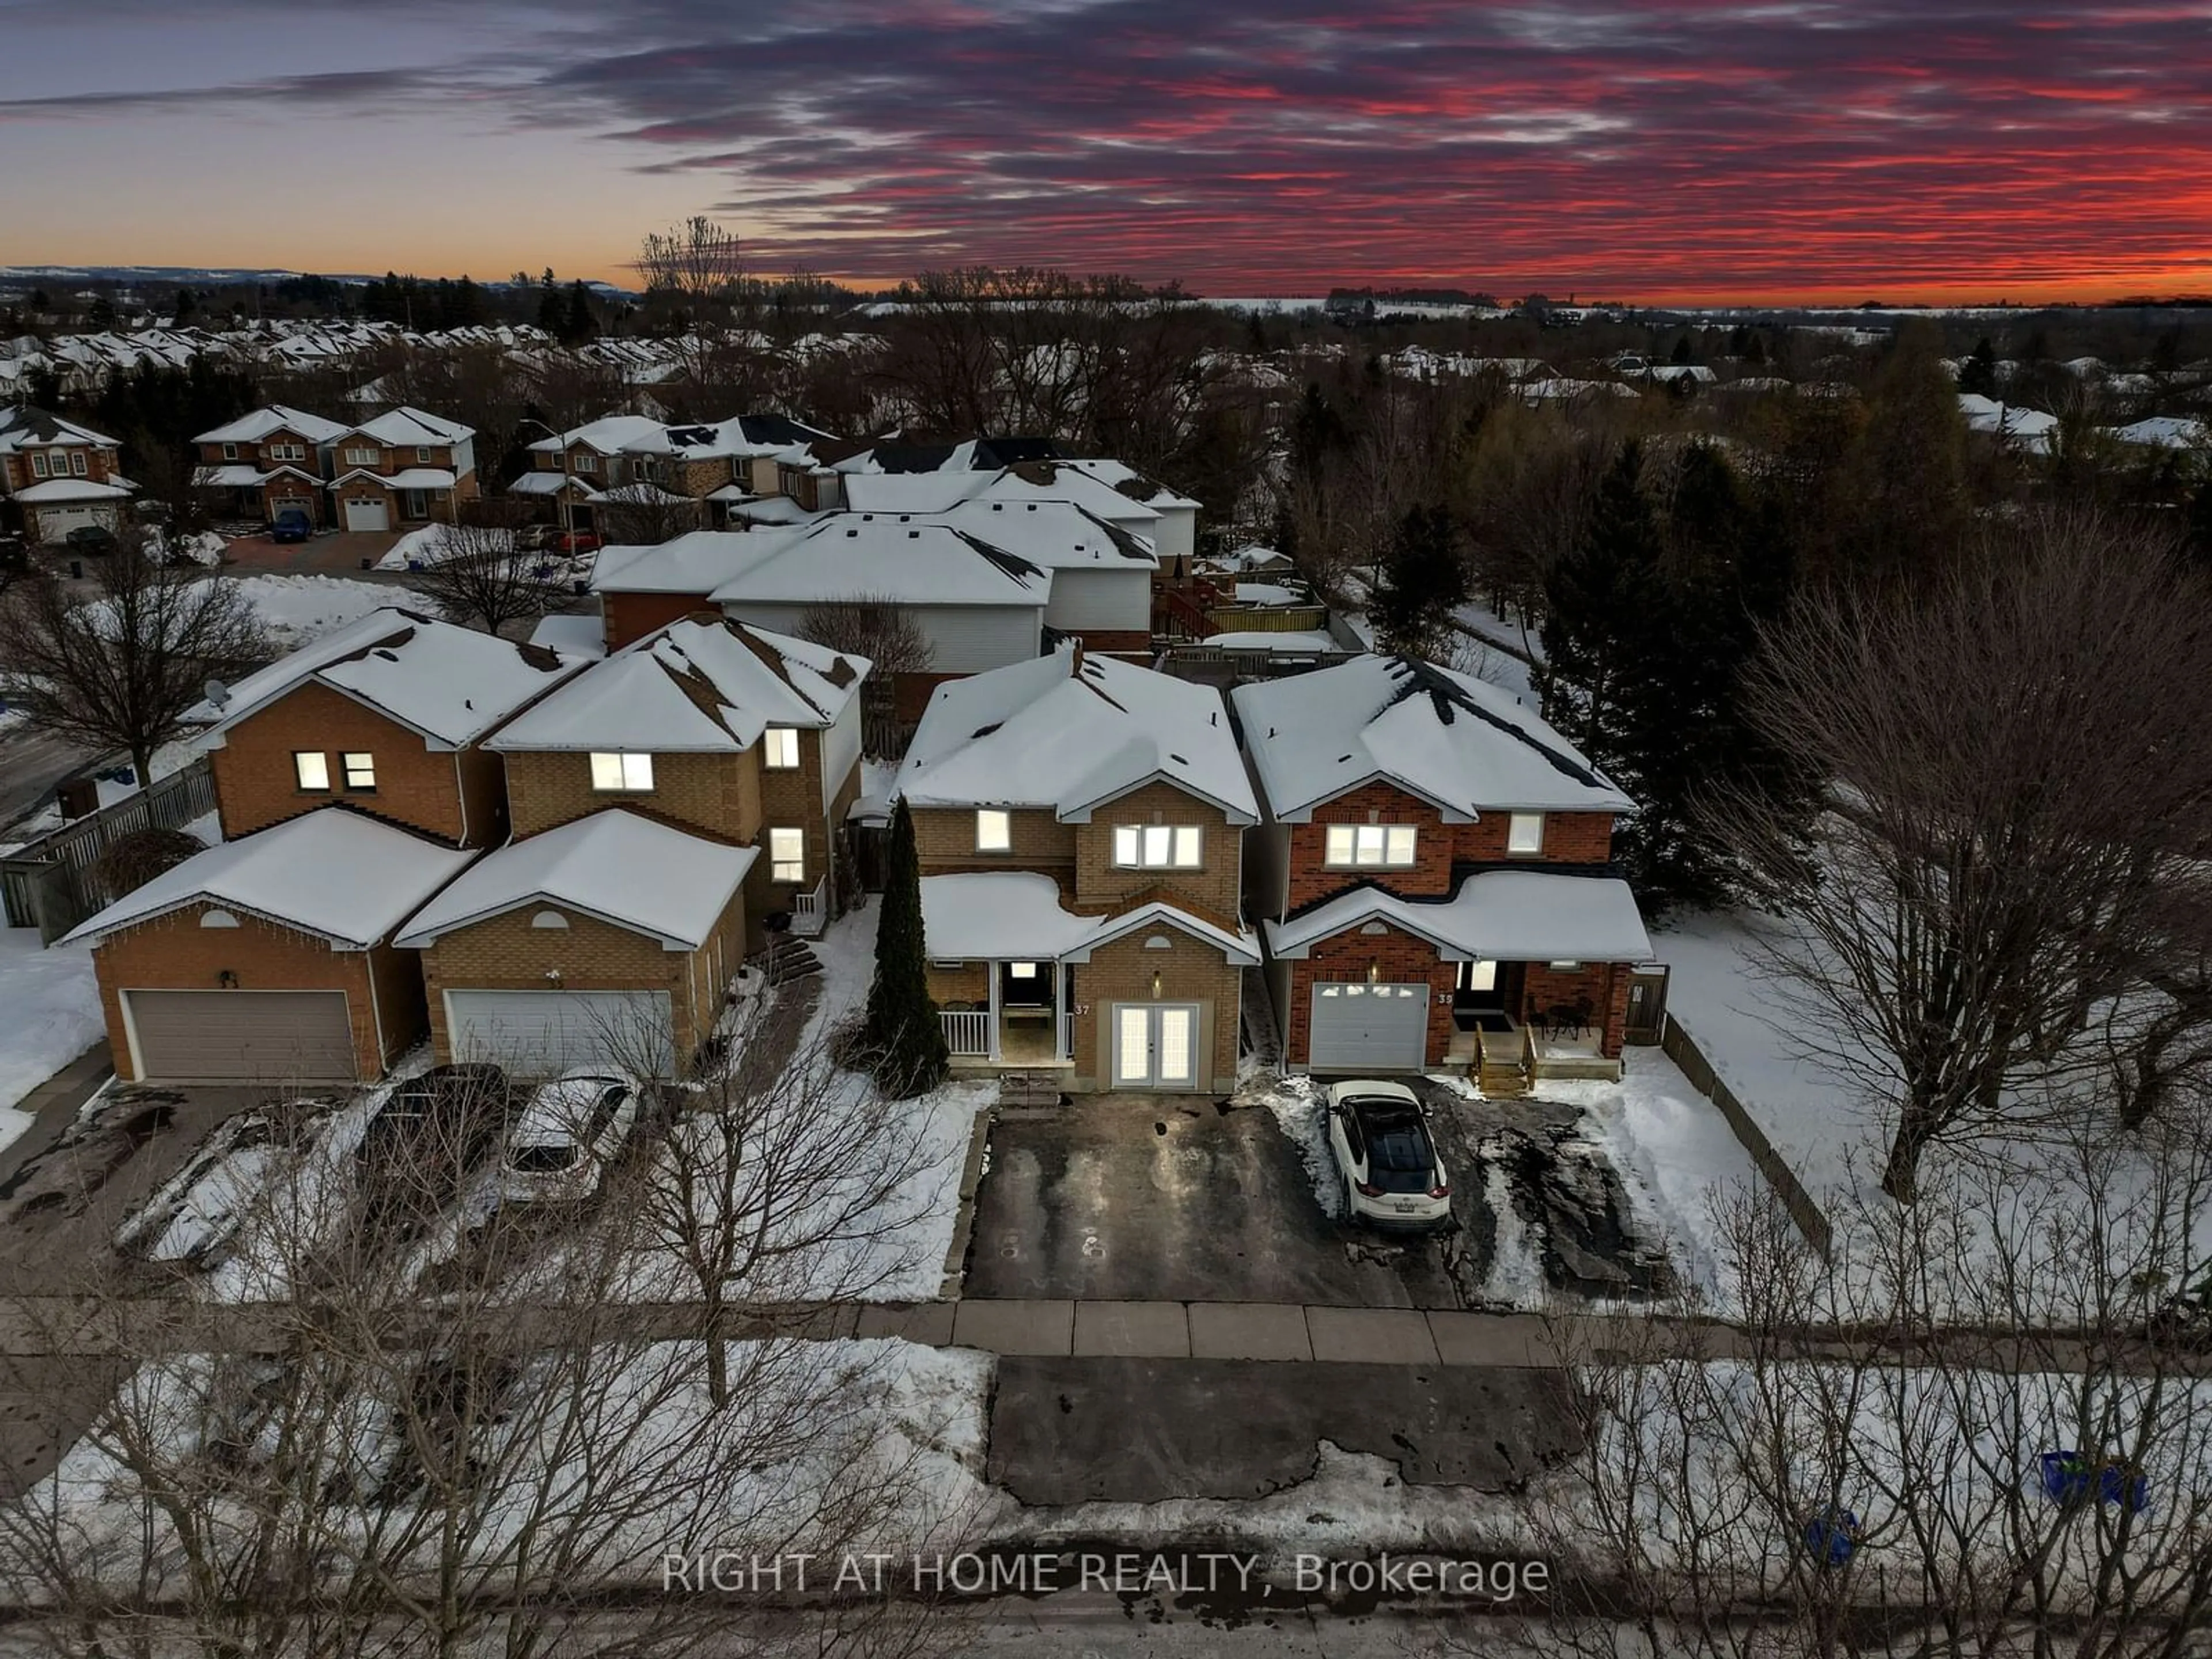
0;927;103;1142
145;528;225;566
229;574;407;651
376;525;518;571
1244;1073;1342;1218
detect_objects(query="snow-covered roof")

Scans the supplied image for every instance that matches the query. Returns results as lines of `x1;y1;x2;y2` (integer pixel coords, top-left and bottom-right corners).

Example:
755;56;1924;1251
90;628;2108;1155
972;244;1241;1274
842;463;1165;529
14;476;135;503
1274;871;1654;960
395;809;756;951
347;406;473;446
1059;456;1202;510
191;605;581;749
192;463;272;488
508;471;601;498
192;405;349;446
592;529;797;595
922;499;1157;569
1202;630;1339;652
2110;415;2210;450
711;517;1051;608
0;406;122;454
63;809;473;950
921;871;1258;964
527;612;608;661
1233;654;1633;822
528;414;670;456
898;645;1256;823
329;467;457;491
1268;869;1652;963
488;616;865;752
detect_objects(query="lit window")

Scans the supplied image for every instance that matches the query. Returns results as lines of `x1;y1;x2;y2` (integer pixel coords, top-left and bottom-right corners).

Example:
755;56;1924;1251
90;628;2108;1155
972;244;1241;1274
293;752;331;791
763;727;800;770
1009;961;1040;979
770;827;805;883
975;809;1012;852
1324;823;1416;867
1113;824;1202;868
342;752;376;790
589;751;654;791
1508;813;1545;855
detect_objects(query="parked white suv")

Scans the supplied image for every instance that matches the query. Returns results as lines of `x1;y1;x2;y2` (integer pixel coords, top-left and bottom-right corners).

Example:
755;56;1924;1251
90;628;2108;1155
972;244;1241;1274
500;1070;642;1203
1324;1080;1454;1231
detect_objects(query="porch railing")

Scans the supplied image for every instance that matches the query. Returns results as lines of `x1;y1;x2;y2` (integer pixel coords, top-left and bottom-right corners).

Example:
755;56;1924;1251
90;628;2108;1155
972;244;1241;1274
941;1010;993;1058
789;873;830;937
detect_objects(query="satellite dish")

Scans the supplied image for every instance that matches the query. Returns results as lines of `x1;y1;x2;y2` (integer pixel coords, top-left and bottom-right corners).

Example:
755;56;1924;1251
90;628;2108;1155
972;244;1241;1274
203;679;230;710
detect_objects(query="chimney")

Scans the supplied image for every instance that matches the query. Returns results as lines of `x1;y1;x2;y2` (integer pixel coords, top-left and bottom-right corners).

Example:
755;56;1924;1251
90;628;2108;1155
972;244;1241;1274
1070;638;1085;675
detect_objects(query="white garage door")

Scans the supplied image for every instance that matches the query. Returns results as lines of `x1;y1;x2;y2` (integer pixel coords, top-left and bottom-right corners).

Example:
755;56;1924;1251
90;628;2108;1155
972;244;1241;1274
37;504;118;540
445;989;673;1077
123;989;356;1083
1307;982;1430;1073
343;497;389;532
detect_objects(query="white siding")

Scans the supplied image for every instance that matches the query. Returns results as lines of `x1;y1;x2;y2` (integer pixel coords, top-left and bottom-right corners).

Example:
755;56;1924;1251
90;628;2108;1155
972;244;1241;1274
1152;507;1197;566
1044;567;1151;635
718;601;1043;675
820;694;861;817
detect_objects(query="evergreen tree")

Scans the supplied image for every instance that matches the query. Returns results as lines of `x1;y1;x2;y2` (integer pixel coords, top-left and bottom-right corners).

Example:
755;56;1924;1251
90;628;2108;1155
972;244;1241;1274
2187;476;2212;570
1542;440;1661;762
562;281;599;344
863;799;948;1099
1959;336;1999;396
1372;503;1469;657
535;269;564;336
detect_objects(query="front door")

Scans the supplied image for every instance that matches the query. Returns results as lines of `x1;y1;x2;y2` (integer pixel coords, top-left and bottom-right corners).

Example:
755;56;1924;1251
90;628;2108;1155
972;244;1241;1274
1113;1003;1199;1089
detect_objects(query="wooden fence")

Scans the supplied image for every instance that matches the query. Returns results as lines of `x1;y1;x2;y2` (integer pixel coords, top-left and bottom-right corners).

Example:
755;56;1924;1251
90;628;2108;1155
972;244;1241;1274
1;758;218;941
1661;1015;1834;1258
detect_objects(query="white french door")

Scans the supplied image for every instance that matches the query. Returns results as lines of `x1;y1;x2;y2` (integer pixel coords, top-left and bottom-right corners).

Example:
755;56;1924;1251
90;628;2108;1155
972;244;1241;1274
1113;1003;1199;1089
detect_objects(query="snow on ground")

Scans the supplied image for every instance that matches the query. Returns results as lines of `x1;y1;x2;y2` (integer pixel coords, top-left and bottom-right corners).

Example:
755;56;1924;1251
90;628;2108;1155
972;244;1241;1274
0;926;102;1146
179;809;221;847
228;574;408;651
374;527;454;570
1243;1072;1343;1219
1653;908;1869;1198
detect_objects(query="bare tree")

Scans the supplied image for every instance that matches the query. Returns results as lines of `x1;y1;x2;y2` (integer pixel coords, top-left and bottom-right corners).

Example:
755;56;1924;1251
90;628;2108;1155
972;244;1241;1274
798;596;931;760
404;522;558;635
1703;510;2212;1200
0;540;268;780
596;484;705;548
635;217;748;310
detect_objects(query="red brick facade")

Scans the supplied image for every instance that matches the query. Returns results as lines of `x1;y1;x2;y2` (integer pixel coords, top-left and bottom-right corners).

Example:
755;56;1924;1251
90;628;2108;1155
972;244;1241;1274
602;590;710;652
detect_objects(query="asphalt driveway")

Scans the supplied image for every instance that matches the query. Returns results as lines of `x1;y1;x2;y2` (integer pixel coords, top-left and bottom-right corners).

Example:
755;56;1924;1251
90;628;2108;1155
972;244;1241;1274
965;1093;1478;1307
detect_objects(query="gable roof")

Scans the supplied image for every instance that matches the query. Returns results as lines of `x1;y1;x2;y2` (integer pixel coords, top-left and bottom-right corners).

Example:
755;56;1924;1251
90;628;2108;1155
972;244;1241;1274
711;517;1050;608
63;809;473;949
487;616;865;752
1233;654;1633;822
393;809;756;950
1268;869;1652;964
0;406;122;453
842;463;1165;528
897;645;1257;823
528;414;672;456
194;405;350;446
919;870;1259;965
591;529;800;595
190;606;582;750
347;406;474;447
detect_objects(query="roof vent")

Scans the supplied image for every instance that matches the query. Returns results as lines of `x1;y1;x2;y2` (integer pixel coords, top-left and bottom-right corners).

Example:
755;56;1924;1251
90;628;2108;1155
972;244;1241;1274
908;529;919;539
203;679;231;711
846;528;858;537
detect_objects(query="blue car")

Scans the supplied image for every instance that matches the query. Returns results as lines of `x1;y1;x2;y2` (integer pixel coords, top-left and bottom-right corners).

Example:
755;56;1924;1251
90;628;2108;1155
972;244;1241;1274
271;510;312;543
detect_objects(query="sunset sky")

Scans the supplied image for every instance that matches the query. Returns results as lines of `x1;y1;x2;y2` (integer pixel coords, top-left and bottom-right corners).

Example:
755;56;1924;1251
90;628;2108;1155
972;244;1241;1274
2;0;2209;305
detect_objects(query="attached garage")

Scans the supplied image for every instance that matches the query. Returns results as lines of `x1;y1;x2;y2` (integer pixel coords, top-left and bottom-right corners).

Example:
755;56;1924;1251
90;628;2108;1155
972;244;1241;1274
1306;982;1431;1073
122;989;355;1083
343;495;390;532
35;502;121;539
444;988;673;1075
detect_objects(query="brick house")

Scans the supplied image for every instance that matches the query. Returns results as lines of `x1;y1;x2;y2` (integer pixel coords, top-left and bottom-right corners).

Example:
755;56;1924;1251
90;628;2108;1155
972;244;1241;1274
1234;655;1652;1088
62;810;473;1084
325;407;479;533
895;643;1259;1093
0;406;136;541
393;809;755;1077
484;614;869;950
188;607;584;848
515;414;838;535
191;406;350;525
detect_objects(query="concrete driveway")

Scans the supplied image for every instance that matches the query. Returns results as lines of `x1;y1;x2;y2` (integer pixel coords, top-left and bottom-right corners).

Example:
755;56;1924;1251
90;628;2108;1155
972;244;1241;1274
219;528;401;574
965;1094;1481;1307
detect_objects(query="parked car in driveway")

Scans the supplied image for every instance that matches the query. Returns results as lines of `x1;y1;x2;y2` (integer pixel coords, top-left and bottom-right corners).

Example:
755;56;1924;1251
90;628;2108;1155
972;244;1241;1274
1324;1080;1454;1231
359;1063;510;1187
544;528;601;556
499;1069;642;1203
63;524;117;555
270;510;313;543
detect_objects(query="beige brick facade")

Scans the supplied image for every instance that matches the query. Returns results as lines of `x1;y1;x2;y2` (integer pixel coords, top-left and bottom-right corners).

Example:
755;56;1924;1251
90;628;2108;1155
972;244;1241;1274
1072;781;1244;919
91;905;424;1082
910;805;1077;874
503;749;762;844
1070;930;1241;1092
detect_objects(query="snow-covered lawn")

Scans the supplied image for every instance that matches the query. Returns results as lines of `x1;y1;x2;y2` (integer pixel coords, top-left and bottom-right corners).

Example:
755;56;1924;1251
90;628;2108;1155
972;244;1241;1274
0;926;103;1150
228;574;408;650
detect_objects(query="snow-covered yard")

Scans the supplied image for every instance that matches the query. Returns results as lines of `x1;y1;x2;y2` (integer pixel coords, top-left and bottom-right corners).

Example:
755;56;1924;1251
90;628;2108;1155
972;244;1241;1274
0;925;103;1150
228;574;409;651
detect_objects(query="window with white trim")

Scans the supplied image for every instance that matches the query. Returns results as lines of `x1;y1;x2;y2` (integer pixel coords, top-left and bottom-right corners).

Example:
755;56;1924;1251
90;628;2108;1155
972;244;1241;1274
762;726;800;770
341;752;376;791
343;446;378;466
573;451;596;472
1506;812;1545;855
416;446;433;463
975;809;1012;852
1324;823;1417;867
589;751;654;791
1112;824;1202;869
28;454;46;479
220;443;238;461
293;751;331;791
69;450;86;476
769;827;805;883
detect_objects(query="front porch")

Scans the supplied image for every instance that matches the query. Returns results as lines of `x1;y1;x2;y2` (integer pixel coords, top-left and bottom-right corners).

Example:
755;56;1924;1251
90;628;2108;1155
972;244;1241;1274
936;957;1077;1071
1444;959;1623;1090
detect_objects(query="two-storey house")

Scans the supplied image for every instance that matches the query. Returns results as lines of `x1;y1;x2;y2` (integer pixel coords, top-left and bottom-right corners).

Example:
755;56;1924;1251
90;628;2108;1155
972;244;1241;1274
895;643;1259;1093
0;406;135;542
327;407;478;532
191;406;349;526
395;617;870;1073
62;608;582;1084
1234;655;1652;1089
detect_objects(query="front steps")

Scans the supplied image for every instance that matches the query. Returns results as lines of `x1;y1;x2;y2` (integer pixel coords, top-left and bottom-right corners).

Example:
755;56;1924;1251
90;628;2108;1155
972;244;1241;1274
752;935;823;988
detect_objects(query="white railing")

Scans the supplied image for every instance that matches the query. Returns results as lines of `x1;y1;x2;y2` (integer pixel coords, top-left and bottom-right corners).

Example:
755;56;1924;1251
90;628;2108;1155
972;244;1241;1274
789;874;830;937
941;1010;992;1057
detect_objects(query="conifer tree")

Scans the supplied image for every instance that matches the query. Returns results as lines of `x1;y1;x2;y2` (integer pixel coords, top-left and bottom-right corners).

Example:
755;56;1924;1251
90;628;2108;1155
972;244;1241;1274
864;799;948;1098
1372;503;1469;657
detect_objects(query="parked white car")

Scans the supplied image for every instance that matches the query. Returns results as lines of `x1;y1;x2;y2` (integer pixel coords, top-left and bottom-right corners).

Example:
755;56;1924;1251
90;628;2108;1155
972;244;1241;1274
499;1070;643;1203
1323;1080;1454;1231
